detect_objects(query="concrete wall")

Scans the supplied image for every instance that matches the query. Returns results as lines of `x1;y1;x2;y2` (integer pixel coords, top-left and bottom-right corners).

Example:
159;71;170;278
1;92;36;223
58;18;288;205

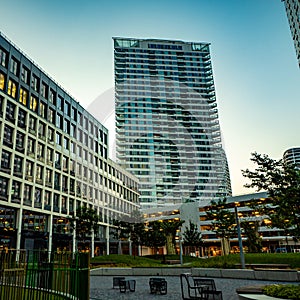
90;267;300;282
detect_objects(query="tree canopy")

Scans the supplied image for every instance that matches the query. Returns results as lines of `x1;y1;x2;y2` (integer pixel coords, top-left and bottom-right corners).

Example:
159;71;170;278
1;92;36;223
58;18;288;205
183;221;203;248
242;152;300;239
70;206;100;241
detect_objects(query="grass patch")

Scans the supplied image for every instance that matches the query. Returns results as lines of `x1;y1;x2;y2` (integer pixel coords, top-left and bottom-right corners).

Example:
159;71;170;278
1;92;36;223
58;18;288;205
263;284;300;299
90;253;300;269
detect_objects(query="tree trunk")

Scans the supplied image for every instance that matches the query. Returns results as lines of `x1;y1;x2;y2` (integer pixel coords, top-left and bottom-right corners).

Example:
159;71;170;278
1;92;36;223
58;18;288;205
221;237;230;256
166;235;176;255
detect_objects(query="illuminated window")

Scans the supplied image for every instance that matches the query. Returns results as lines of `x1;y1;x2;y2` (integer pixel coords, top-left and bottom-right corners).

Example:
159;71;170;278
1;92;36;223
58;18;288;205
7;80;17;98
30;95;38;112
19;87;28;105
39;101;46;118
0;73;5;90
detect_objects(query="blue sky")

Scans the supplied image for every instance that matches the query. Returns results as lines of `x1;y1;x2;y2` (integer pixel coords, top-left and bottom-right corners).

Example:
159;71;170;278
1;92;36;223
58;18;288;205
1;0;299;195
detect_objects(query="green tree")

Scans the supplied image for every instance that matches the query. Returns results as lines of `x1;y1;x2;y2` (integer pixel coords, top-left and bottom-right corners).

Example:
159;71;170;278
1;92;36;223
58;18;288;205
70;206;100;250
242;152;300;239
241;220;262;253
143;221;166;253
113;210;145;255
183;221;203;256
206;198;236;255
160;220;184;255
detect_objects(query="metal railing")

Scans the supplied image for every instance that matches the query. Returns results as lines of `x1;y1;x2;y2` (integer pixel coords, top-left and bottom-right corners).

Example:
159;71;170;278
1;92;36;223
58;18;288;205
0;250;90;300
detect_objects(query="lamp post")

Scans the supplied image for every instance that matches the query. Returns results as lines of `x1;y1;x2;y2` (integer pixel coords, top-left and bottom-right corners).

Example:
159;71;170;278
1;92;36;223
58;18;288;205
234;203;245;269
178;228;183;266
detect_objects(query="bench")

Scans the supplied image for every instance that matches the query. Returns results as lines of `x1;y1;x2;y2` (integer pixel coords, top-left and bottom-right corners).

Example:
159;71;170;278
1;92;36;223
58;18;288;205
180;273;223;300
164;260;180;265
113;277;125;289
119;279;136;293
149;277;167;295
235;263;291;270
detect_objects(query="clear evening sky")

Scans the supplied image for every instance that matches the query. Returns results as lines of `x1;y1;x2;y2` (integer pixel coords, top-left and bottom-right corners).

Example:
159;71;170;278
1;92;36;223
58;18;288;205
1;0;299;195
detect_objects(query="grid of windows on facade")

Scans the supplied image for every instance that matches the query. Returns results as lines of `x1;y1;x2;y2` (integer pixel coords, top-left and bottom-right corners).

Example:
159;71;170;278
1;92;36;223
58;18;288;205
114;38;231;206
0;34;139;215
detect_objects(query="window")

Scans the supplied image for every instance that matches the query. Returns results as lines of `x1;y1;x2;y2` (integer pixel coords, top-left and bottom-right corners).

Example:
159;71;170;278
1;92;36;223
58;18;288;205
48;108;54;124
0;48;7;67
34;188;42;207
16;131;25;151
71;107;76;120
21;66;30;84
29;116;36;132
27;138;35;154
63;137;69;150
7;80;17;98
12;181;21;202
54;173;60;190
19;87;28;105
70;141;75;153
6;101;15;121
18;109;26;128
70;124;76;137
0;72;5;90
46;148;53;164
38;122;46;139
44;191;51;208
45;169;52;186
1;150;11;170
36;165;43;184
23;185;32;205
56;114;62;128
14;156;23;175
37;143;44;160
64;120;70;134
55;152;61;169
31;74;39;92
50;89;56;104
3;125;13;146
25;161;33;177
56;132;62;146
56;96;62;110
39;101;46;118
30;95;38;112
64;101;70;115
10;57;19;76
53;194;59;211
0;177;8;198
48;128;54;142
41;82;48;99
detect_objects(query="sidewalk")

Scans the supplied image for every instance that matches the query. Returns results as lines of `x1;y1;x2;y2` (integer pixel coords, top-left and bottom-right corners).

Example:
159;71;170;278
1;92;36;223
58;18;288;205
90;275;293;300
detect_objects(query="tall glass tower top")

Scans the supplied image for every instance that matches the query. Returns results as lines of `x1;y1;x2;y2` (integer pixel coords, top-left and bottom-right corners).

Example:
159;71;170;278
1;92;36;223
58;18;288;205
113;37;232;208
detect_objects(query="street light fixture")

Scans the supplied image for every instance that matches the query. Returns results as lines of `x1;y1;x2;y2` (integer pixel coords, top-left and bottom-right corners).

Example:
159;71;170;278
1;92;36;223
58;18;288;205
234;202;245;269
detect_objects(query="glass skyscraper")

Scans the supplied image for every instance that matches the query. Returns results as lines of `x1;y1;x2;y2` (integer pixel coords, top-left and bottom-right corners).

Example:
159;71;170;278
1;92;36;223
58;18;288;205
113;37;231;208
282;0;300;67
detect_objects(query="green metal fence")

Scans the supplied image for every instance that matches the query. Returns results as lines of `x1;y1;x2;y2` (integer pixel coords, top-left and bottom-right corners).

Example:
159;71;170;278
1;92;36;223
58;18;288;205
0;250;90;300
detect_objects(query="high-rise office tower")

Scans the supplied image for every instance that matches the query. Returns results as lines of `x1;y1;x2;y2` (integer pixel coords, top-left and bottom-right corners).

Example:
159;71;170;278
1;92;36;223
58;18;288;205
282;0;300;67
113;37;231;208
283;147;300;168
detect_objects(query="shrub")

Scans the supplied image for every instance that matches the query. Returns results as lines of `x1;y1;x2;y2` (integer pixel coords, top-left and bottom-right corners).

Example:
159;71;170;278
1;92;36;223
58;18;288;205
263;284;300;299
